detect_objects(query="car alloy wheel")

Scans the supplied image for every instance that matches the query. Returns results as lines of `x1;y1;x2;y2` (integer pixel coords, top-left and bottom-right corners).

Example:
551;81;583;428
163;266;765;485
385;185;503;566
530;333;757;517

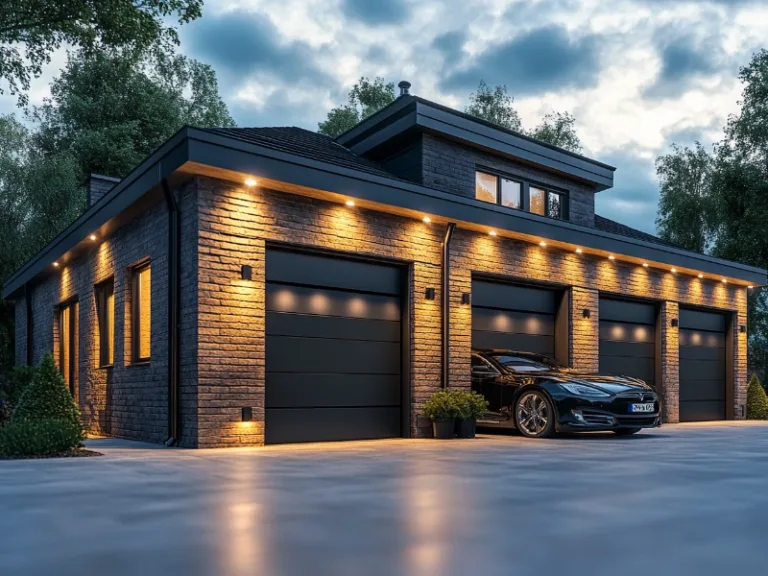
515;391;555;438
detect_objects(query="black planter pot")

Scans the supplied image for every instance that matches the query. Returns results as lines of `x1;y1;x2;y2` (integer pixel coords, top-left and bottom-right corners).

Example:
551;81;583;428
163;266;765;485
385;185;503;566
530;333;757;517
456;418;477;439
432;419;455;439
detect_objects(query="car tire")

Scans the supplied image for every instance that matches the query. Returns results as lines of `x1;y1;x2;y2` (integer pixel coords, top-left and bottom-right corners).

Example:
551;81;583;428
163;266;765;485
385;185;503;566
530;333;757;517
613;428;641;436
514;390;556;439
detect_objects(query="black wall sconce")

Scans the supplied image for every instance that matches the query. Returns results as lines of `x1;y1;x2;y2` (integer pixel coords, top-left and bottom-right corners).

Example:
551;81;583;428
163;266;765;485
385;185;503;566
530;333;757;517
740;325;746;333
425;288;436;300
671;318;679;328
582;309;591;318
241;264;253;280
241;407;253;422
461;293;471;305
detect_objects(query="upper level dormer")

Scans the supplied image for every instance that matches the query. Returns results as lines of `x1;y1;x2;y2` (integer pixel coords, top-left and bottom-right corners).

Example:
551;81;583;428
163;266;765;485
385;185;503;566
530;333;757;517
336;83;614;228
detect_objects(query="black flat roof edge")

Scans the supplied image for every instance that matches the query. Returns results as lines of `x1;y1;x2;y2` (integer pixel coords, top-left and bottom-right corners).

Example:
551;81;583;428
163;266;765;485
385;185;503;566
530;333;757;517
5;127;764;298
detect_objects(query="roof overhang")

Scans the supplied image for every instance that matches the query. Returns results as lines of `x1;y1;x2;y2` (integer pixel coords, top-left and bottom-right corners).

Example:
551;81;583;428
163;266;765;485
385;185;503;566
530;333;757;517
337;96;616;191
4;127;765;299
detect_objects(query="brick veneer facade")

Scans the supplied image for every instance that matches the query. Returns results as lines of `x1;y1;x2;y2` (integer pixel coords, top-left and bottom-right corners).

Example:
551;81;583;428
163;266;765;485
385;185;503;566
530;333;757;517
12;173;750;447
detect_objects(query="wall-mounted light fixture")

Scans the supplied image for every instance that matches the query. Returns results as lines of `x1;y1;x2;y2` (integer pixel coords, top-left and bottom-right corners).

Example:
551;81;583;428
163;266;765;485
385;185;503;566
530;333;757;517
241;407;253;422
425;288;436;300
671;318;679;328
582;309;591;318
241;265;253;281
740;325;747;333
461;293;471;305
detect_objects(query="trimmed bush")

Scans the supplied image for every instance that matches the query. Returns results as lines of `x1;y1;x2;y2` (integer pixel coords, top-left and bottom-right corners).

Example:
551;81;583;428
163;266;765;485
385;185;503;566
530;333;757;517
13;353;82;431
423;389;460;421
746;374;768;420
0;365;38;425
0;418;83;457
452;389;490;420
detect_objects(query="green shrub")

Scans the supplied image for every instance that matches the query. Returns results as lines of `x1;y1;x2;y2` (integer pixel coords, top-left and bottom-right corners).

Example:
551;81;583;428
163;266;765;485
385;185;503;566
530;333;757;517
746;374;768;420
0;418;83;457
0;365;38;425
423;389;460;421
13;353;82;431
451;389;490;420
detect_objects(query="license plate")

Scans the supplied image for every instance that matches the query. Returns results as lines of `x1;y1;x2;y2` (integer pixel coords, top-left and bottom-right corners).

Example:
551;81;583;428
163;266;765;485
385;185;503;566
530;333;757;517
629;403;655;413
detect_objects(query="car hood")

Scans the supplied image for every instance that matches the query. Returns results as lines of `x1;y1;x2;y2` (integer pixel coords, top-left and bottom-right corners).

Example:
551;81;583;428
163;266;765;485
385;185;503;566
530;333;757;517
539;371;655;395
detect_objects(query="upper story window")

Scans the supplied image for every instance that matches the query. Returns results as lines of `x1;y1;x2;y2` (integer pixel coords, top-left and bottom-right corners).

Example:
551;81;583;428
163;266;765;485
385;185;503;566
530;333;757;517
95;279;114;368
132;263;151;363
475;170;567;221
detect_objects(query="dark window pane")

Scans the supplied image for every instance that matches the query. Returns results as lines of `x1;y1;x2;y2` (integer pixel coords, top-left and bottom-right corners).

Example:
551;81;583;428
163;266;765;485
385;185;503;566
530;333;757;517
501;179;521;209
530;187;546;215
475;172;498;204
548;192;563;219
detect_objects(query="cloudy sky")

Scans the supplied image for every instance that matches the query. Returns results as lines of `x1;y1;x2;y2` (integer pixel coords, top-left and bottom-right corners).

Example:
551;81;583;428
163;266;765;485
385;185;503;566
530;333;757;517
4;0;768;233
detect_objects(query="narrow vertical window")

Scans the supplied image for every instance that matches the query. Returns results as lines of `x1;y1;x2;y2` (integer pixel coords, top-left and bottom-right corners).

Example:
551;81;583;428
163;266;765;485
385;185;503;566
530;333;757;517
475;172;498;204
547;191;564;219
58;301;77;394
132;264;151;362
530;187;546;215
500;178;522;209
95;280;115;367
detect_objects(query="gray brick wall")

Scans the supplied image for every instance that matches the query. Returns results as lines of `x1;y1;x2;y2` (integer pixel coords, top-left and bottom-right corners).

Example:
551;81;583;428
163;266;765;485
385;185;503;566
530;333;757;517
421;134;597;227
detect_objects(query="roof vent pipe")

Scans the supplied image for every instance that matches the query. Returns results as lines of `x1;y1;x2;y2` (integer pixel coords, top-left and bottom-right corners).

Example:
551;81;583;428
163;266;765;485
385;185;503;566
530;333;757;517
398;80;411;97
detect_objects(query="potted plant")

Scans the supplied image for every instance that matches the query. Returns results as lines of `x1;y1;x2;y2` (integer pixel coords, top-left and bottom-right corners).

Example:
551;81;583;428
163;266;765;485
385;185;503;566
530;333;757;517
423;390;458;439
453;389;489;439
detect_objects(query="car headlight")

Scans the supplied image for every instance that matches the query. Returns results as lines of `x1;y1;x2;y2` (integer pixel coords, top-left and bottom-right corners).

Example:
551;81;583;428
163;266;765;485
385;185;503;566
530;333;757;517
559;383;611;397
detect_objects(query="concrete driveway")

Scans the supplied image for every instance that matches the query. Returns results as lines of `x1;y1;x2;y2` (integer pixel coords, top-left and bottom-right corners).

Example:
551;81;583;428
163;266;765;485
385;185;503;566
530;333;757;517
1;423;768;576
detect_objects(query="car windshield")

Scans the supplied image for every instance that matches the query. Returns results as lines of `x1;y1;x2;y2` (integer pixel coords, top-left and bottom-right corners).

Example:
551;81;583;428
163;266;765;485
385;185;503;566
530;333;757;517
491;354;562;373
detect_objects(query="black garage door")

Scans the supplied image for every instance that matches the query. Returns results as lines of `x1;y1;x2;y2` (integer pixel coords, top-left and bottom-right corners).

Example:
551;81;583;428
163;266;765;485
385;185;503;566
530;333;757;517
265;249;403;444
471;280;558;358
599;298;657;389
679;308;727;422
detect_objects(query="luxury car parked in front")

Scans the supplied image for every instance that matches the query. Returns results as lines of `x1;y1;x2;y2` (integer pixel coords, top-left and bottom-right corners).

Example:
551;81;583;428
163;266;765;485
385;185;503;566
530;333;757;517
471;349;661;438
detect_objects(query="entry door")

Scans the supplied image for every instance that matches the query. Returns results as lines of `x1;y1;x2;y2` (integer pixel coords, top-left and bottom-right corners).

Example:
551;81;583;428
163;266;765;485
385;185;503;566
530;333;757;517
58;301;78;395
679;309;727;421
265;249;404;444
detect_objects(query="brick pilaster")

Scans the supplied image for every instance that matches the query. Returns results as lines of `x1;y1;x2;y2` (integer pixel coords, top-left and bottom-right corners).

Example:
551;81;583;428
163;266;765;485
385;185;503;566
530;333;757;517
570;287;599;372
661;301;680;423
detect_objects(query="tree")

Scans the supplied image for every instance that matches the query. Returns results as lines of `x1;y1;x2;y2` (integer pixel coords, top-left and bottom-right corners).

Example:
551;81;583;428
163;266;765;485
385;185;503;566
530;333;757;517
0;0;203;106
33;49;235;179
318;77;395;137
530;111;582;153
655;142;712;252
465;80;522;132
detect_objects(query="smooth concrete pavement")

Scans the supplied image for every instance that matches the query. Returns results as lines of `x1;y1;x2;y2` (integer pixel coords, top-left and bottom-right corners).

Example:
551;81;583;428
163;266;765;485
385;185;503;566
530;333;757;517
1;423;768;576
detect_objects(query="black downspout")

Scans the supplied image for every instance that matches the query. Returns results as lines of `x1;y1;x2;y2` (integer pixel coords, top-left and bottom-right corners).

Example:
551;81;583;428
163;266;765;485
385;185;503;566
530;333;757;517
25;282;33;366
441;223;456;388
162;180;181;446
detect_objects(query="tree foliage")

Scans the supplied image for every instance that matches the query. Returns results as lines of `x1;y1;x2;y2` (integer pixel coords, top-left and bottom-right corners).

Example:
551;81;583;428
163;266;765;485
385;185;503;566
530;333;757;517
465;80;523;132
0;0;203;106
318;77;395;137
655;50;768;381
530;111;582;153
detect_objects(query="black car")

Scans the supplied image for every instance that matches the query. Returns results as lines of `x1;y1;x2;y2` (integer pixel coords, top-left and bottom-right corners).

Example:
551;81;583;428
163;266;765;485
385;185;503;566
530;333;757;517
471;349;661;438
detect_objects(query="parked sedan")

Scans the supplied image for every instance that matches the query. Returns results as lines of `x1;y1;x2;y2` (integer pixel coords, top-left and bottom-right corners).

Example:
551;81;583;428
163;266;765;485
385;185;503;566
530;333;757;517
471;349;661;438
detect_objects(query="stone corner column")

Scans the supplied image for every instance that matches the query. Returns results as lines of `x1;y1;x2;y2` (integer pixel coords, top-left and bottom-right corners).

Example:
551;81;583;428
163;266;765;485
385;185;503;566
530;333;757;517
661;301;680;423
570;287;599;373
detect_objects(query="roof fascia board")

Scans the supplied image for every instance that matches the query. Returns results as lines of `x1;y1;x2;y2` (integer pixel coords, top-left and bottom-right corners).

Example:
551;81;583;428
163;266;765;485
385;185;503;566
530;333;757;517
186;129;765;285
2;129;190;298
415;102;614;190
335;95;415;146
342;110;418;155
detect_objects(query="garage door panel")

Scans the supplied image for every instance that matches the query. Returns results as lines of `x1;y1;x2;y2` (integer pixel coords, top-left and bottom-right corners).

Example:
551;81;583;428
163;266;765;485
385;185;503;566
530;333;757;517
680;401;725;422
679;358;726;382
266;250;401;295
599;322;655;344
472;308;554;337
679;330;725;349
266;374;401;408
267;312;400;342
268;336;400;374
599;341;655;360
679;379;726;402
267;284;400;321
472;281;557;314
599;356;655;382
265;407;401;444
679;346;726;362
600;299;656;324
472;331;554;356
680;309;727;332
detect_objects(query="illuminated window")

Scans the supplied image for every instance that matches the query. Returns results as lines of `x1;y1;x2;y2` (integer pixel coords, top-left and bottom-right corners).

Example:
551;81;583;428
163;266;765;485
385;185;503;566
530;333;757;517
132;263;151;362
58;300;78;395
530;187;546;215
475;172;498;203
95;280;114;367
501;178;521;209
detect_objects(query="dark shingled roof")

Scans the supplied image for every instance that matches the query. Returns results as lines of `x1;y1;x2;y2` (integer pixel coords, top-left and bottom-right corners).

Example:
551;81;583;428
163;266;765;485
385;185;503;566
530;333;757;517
206;126;676;250
203;126;399;181
594;215;678;248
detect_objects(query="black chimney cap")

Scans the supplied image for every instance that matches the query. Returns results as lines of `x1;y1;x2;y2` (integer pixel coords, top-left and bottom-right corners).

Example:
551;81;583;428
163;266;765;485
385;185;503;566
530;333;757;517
398;80;411;96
